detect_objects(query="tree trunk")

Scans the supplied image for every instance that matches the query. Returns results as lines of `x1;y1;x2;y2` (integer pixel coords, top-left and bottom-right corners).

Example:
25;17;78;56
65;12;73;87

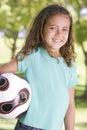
11;41;16;59
80;43;87;98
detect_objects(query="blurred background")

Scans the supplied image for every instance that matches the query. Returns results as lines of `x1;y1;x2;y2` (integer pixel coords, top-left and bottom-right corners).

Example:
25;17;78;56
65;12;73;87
0;0;87;130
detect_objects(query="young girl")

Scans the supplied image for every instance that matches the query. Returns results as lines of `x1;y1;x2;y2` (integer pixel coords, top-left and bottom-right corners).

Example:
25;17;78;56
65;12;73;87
0;4;78;130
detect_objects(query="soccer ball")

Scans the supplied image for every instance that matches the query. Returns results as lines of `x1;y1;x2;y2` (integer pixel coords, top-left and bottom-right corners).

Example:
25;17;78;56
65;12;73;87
0;73;31;119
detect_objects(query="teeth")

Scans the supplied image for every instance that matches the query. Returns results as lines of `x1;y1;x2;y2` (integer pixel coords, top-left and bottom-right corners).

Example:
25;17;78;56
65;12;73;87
54;40;61;42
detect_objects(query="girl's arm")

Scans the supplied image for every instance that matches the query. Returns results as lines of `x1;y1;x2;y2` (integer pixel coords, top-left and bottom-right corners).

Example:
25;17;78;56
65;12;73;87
0;58;18;74
64;87;75;130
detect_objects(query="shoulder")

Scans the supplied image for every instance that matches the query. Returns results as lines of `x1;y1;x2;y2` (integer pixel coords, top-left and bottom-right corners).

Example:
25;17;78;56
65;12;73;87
70;60;77;71
19;47;41;59
63;60;77;78
18;47;42;64
17;47;43;72
65;60;77;70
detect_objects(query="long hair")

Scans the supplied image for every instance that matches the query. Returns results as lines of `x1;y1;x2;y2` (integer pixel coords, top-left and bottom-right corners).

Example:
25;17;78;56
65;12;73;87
16;4;76;67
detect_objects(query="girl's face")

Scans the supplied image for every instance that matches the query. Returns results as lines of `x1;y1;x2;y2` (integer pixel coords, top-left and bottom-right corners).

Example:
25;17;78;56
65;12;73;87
43;14;70;54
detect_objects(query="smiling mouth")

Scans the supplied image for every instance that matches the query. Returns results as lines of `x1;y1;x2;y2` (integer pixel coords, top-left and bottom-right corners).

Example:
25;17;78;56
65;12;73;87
53;38;62;43
53;40;63;45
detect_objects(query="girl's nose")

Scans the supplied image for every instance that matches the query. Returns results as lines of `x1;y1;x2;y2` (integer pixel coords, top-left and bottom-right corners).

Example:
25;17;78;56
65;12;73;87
55;30;62;38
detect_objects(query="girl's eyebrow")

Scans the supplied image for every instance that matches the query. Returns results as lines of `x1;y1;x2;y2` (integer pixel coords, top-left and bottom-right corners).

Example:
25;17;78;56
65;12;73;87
47;24;70;28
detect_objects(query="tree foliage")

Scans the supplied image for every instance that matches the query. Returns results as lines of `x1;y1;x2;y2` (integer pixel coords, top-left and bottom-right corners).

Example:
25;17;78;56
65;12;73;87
68;0;87;97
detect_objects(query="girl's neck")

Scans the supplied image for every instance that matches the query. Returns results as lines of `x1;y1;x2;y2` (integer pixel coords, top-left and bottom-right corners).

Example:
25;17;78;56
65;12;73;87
44;46;61;58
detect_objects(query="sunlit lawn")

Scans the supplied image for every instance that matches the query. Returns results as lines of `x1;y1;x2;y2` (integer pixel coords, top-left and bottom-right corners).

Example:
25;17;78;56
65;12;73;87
0;118;17;130
75;86;87;130
75;108;87;130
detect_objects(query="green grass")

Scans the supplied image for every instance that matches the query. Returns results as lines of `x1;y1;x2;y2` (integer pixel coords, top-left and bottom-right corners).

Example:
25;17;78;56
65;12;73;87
0;118;17;130
75;85;87;130
75;108;87;130
75;85;87;108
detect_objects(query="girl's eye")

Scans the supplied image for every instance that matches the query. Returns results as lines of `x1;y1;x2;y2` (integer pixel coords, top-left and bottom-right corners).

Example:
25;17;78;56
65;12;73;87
50;27;57;31
63;28;69;32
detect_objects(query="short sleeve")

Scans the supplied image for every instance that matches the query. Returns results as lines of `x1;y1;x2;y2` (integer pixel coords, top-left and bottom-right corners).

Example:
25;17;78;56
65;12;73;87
68;62;78;88
17;56;29;72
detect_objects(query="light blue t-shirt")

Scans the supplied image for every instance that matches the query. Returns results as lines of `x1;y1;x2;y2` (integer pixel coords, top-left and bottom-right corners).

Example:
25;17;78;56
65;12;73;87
18;47;78;130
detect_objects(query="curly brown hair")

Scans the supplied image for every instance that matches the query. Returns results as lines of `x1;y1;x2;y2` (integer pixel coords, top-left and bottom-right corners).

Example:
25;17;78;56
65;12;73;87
16;4;76;67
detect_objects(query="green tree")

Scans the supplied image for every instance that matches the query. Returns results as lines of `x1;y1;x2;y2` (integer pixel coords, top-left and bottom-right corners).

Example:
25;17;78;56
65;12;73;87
0;0;48;58
67;0;87;97
75;18;87;98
